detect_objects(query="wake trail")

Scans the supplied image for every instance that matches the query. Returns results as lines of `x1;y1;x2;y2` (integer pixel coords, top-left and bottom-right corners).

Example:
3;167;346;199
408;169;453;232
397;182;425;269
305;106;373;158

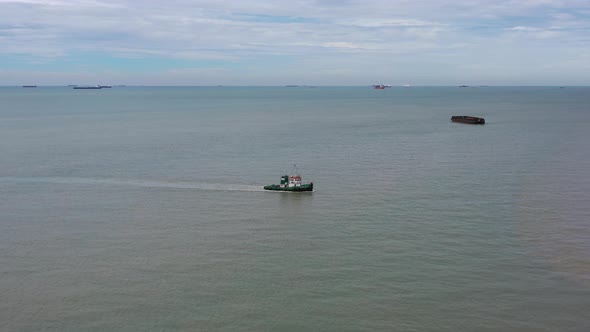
0;176;266;192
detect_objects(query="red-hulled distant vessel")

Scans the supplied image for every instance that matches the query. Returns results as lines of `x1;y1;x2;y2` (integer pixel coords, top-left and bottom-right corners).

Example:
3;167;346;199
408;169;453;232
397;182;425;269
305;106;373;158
372;84;391;89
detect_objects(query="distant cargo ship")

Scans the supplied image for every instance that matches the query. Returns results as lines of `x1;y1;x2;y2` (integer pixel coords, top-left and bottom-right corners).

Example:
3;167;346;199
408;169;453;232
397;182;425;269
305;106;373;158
22;85;37;88
73;86;102;89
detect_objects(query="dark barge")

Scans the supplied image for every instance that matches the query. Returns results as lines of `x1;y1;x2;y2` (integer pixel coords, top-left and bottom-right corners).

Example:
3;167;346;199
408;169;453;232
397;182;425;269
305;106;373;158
451;116;485;125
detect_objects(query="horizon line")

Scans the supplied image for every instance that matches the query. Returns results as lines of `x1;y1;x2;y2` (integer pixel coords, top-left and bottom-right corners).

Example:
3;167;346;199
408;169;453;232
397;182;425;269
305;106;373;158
2;85;588;87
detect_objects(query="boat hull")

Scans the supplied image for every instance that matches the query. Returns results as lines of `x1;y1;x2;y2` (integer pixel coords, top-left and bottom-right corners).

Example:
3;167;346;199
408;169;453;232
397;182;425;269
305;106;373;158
451;116;485;125
264;183;313;192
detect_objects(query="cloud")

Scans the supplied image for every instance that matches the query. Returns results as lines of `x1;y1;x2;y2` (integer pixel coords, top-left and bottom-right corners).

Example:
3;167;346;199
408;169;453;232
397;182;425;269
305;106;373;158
506;26;563;39
323;42;360;49
346;18;440;28
0;0;589;84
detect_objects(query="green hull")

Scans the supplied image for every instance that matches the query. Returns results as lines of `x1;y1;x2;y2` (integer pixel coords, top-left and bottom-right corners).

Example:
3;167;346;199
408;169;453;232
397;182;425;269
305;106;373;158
263;183;313;192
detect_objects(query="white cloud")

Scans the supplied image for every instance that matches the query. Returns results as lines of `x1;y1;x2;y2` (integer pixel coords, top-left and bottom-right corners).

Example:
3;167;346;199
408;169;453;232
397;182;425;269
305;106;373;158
506;26;563;39
323;42;360;49
0;0;589;84
508;26;538;31
346;18;440;28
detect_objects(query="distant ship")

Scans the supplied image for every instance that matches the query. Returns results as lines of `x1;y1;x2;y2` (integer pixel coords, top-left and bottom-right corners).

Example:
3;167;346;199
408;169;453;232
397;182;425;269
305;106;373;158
73;86;102;89
459;85;469;88
373;84;391;89
22;85;37;88
451;116;485;125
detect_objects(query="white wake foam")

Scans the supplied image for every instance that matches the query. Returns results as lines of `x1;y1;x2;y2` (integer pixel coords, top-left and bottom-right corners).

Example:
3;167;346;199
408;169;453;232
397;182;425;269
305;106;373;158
0;177;266;192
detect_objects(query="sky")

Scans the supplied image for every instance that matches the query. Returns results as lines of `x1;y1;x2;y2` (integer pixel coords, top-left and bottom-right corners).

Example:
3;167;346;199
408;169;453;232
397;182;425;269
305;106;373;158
1;0;589;85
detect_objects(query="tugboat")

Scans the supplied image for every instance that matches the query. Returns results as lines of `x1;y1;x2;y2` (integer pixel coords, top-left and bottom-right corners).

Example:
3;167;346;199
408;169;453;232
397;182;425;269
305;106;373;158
264;166;313;192
451;115;485;125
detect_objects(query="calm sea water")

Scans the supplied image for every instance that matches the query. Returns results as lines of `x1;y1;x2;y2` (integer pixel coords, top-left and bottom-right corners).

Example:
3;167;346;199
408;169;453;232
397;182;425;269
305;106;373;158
1;86;589;331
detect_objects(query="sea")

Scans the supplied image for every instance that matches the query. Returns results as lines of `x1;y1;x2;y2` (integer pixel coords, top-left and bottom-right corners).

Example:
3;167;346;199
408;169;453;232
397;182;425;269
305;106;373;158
1;86;589;331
